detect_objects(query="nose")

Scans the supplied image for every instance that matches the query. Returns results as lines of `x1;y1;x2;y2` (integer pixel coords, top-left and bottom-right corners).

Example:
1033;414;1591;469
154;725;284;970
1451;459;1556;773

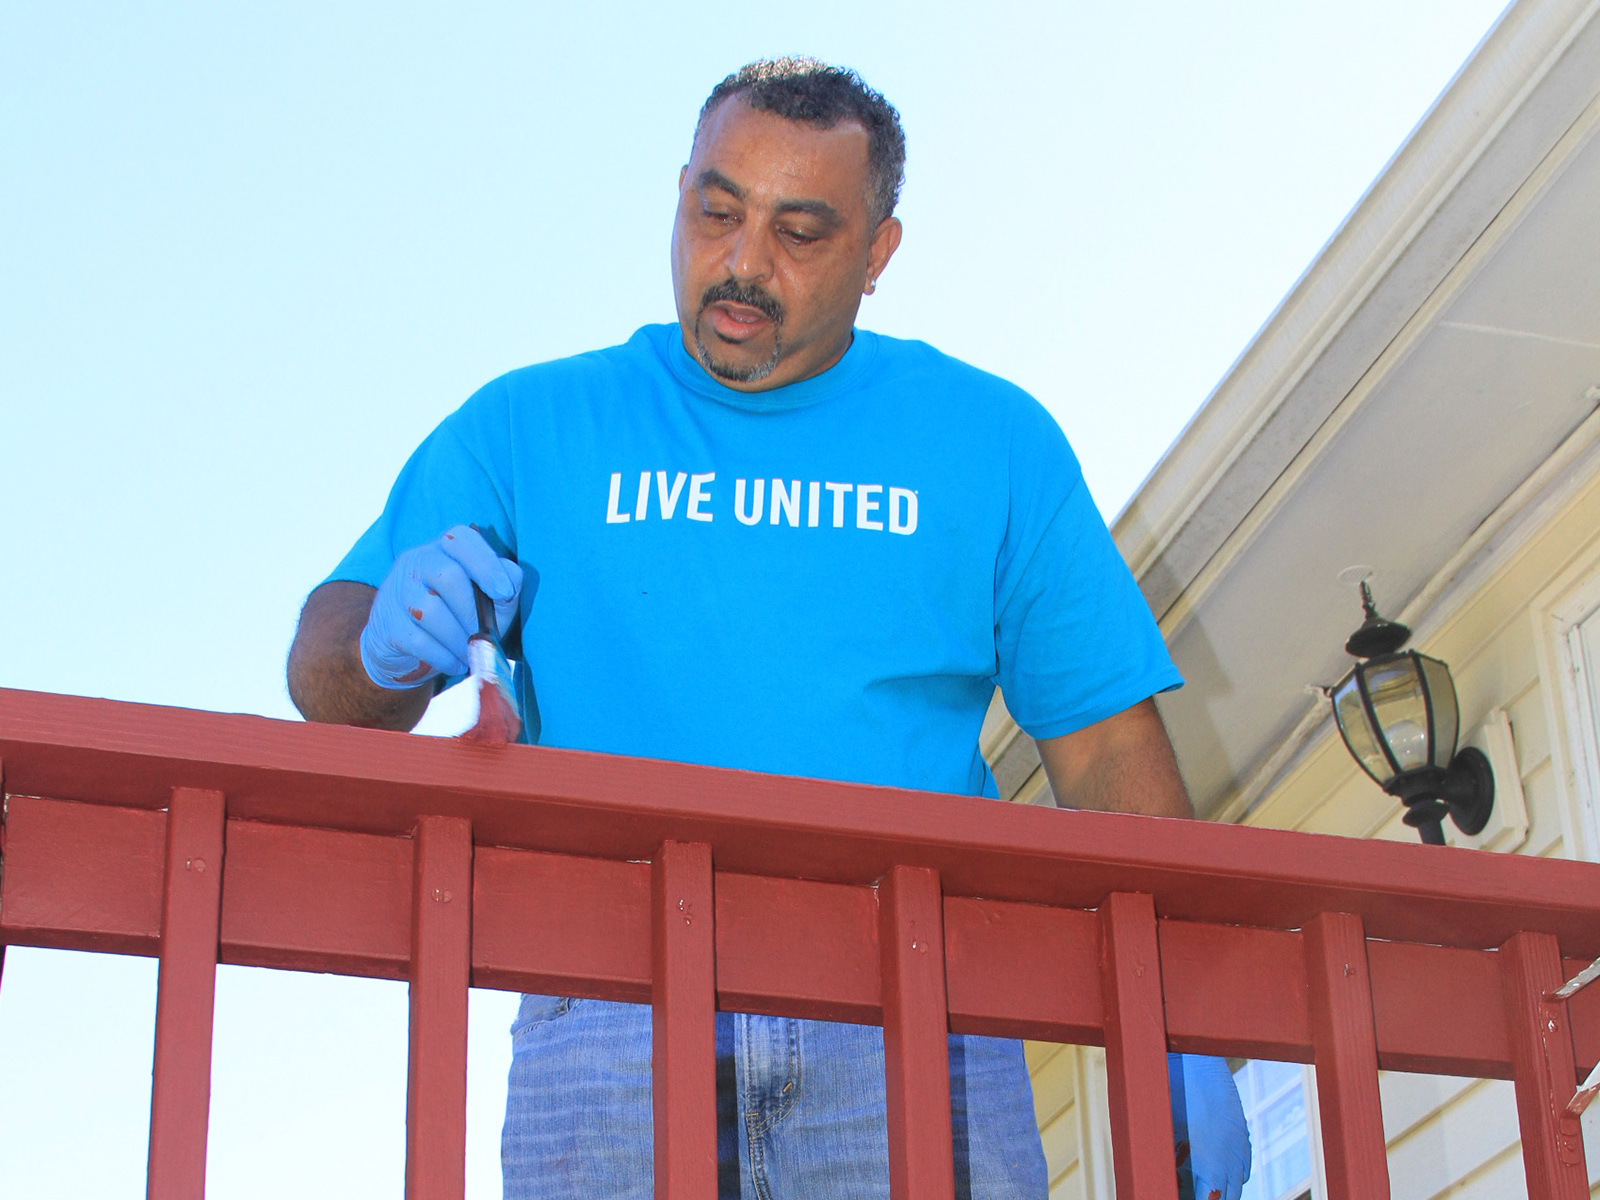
724;220;775;285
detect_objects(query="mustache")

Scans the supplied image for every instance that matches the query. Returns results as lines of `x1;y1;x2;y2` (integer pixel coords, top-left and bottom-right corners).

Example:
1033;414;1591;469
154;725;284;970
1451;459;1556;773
699;278;784;325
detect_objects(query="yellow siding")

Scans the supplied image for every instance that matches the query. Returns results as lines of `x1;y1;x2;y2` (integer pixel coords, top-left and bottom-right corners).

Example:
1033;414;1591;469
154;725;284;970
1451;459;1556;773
1024;1042;1116;1200
1028;1043;1083;1199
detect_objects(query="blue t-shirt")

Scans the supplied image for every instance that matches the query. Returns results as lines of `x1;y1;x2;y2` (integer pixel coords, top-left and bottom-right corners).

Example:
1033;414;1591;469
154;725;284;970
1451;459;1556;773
330;323;1180;797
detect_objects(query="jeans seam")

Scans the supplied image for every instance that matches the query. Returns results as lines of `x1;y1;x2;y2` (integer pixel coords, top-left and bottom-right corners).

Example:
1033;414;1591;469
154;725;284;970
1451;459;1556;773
743;1018;801;1134
745;1123;774;1200
509;995;576;1040
738;1017;774;1200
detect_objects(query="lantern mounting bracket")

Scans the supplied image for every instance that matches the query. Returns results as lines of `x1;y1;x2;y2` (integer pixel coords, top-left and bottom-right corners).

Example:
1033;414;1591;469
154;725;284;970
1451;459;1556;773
1382;745;1496;843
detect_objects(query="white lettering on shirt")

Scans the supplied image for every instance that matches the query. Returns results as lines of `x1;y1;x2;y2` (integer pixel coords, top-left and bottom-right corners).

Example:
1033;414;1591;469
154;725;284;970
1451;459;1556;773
824;482;852;528
687;473;715;522
656;471;687;519
605;471;916;536
856;484;883;531
889;487;918;536
734;478;765;526
606;473;630;523
771;479;801;527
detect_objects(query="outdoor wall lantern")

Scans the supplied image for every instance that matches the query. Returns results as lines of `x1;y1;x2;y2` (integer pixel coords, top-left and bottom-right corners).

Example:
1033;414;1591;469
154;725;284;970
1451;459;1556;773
1330;582;1495;845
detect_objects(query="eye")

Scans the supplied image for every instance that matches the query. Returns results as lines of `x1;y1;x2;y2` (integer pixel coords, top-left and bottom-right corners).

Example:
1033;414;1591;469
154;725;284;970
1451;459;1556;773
701;205;736;224
780;226;820;246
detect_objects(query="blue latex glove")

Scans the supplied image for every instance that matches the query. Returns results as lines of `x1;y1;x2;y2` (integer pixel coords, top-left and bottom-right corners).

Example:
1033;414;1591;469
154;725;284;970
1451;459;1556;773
1169;1053;1251;1200
359;525;524;689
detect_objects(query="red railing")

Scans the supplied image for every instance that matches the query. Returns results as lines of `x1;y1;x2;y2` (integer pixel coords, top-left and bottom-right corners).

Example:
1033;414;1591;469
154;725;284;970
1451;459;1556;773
2;686;1598;1199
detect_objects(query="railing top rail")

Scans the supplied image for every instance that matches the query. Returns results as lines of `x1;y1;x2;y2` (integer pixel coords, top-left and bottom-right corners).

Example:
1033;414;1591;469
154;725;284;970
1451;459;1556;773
5;687;1600;958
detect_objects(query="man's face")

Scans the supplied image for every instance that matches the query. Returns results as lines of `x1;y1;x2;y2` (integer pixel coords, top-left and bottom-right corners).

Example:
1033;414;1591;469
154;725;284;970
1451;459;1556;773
670;98;901;391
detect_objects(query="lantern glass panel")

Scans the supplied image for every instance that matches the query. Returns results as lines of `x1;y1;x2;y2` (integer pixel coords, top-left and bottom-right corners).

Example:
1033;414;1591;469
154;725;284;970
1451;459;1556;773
1418;653;1459;768
1363;654;1431;772
1333;672;1392;784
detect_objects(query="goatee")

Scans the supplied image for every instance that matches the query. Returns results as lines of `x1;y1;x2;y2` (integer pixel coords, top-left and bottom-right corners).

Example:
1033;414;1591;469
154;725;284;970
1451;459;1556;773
694;278;785;383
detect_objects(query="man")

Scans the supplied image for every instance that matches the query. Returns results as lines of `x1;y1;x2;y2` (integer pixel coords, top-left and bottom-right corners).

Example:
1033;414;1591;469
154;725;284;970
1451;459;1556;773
288;58;1249;1200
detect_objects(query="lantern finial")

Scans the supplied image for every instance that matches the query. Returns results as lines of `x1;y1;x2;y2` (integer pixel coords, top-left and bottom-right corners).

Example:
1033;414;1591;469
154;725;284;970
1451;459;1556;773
1344;581;1411;659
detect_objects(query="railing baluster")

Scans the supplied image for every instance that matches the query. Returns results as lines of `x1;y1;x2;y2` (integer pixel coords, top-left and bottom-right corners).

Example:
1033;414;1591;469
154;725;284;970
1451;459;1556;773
146;786;225;1200
1303;912;1390;1199
879;864;954;1200
652;840;717;1200
405;815;472;1200
1099;891;1177;1200
1501;930;1589;1198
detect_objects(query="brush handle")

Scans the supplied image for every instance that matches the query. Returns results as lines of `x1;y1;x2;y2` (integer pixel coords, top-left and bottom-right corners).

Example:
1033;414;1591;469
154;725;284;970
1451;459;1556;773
472;582;497;641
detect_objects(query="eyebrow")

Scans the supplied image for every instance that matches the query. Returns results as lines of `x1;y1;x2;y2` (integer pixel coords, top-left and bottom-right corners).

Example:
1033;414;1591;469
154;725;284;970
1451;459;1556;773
695;168;745;201
694;168;844;229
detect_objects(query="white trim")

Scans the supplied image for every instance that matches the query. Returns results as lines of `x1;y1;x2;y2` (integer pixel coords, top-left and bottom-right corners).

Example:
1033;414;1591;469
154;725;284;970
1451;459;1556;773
1530;549;1600;862
1302;1063;1328;1200
1157;88;1600;648
1116;0;1600;623
1445;709;1531;853
1074;1046;1115;1200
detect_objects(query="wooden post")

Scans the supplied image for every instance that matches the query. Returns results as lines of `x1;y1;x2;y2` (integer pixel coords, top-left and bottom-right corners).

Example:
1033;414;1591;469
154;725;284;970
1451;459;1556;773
405;816;472;1200
1303;912;1390;1199
146;786;226;1200
1099;891;1178;1200
652;840;717;1200
879;864;955;1200
1501;931;1588;1198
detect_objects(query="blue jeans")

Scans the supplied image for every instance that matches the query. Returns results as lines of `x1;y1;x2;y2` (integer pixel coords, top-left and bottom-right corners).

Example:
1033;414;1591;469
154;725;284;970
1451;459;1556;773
502;996;1049;1199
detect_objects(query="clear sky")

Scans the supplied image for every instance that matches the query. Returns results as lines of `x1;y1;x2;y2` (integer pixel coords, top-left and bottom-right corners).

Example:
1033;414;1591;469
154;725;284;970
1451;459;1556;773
0;1;1508;1195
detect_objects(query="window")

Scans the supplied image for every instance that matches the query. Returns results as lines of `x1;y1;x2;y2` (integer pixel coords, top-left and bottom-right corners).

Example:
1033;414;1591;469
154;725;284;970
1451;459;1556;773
1233;1059;1313;1200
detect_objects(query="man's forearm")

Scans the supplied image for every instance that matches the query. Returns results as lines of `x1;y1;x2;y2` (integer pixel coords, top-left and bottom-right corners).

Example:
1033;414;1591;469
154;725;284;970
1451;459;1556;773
287;581;434;730
1035;697;1193;818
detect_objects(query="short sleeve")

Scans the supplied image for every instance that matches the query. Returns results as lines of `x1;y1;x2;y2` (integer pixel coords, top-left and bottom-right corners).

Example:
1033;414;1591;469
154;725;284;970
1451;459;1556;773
325;383;517;588
994;403;1182;740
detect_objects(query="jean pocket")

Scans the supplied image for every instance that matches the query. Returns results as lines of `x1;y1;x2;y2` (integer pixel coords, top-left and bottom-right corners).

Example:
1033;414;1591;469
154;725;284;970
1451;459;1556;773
510;993;576;1039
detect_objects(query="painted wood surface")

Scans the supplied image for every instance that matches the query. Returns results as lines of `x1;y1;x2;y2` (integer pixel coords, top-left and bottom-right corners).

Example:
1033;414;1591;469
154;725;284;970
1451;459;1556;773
651;841;717;1200
145;786;225;1200
1502;931;1588;1198
1303;912;1390;1199
1097;893;1177;1200
405;815;472;1200
4;687;1600;1197
879;865;955;1200
6;790;1593;1082
3;687;1600;957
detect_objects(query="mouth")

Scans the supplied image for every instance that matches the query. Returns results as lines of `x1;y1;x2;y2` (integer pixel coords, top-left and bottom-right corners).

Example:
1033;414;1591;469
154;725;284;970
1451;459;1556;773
706;300;775;343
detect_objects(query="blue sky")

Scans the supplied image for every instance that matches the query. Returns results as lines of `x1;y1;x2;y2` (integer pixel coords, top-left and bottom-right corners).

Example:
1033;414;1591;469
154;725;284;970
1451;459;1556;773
0;2;1508;1195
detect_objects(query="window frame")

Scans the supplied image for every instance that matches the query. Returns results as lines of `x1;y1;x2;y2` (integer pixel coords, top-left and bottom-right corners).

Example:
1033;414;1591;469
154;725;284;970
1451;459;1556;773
1531;555;1600;864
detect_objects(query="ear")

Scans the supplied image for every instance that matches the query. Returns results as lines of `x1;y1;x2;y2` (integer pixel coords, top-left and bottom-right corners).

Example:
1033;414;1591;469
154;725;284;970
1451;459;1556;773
863;217;903;295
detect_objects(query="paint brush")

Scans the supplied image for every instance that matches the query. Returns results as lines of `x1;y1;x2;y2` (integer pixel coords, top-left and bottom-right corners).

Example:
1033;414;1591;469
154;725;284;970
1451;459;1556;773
461;582;523;744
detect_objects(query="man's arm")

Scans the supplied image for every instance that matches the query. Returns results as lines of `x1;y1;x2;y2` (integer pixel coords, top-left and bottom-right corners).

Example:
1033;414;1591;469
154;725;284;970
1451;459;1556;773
287;581;435;730
1035;697;1193;817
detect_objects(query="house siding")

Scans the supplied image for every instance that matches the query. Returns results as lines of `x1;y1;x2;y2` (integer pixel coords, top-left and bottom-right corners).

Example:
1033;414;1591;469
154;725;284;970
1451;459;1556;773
1025;1040;1112;1200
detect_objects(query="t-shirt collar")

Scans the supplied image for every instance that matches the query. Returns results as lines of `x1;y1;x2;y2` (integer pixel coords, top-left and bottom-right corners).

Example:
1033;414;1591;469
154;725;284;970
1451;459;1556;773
658;322;878;411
